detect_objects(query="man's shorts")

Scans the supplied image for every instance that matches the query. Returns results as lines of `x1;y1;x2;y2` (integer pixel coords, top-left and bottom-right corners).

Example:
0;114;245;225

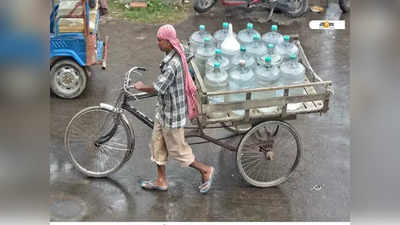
149;120;195;167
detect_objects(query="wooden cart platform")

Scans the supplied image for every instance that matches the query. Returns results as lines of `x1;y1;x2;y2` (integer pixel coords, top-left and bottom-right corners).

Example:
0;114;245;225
190;39;333;126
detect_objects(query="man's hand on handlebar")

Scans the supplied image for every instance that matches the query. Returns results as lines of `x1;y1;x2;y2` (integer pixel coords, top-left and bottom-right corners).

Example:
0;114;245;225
133;81;158;94
133;81;145;91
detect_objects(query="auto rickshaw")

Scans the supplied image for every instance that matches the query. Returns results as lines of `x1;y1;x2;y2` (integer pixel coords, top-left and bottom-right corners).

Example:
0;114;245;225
50;0;109;98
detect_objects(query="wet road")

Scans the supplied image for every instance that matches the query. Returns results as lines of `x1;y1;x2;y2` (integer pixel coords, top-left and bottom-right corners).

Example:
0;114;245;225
50;0;350;221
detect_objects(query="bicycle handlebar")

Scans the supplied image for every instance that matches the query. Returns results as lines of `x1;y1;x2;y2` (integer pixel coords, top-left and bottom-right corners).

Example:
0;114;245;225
123;66;147;97
126;66;146;82
136;67;146;72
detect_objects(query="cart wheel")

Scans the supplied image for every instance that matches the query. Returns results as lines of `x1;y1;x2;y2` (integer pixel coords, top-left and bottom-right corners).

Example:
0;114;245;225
236;120;302;187
50;59;88;99
65;106;135;177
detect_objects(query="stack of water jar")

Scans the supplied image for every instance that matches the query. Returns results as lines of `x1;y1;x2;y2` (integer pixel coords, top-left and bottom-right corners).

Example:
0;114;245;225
189;22;306;117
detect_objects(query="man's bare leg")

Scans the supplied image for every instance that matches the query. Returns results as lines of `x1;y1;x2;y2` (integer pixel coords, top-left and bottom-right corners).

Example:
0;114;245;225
190;160;213;183
155;164;168;187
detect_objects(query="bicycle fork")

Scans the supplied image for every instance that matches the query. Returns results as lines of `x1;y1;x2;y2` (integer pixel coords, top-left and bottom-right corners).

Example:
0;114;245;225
93;103;123;146
94;101;156;146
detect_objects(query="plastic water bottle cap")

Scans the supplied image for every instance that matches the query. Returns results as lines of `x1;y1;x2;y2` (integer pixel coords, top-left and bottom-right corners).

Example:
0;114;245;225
204;37;211;42
240;46;246;52
223;22;229;29
290;54;297;60
271;25;278;31
253;34;260;40
268;43;274;49
200;25;205;31
214;62;221;68
265;56;272;62
239;60;246;66
215;49;221;54
247;23;253;29
284;35;290;41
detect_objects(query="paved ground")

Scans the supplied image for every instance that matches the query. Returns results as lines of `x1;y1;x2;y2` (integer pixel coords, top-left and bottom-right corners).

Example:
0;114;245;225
50;0;350;221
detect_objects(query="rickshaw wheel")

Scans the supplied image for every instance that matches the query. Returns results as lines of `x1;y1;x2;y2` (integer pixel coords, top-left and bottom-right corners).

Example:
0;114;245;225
236;120;302;188
50;59;88;99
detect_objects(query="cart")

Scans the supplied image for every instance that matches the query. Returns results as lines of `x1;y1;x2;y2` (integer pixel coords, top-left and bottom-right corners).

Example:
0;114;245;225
64;38;332;188
50;0;109;99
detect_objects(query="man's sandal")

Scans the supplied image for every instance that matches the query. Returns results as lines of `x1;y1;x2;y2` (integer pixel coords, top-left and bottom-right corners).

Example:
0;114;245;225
141;180;168;191
199;167;215;194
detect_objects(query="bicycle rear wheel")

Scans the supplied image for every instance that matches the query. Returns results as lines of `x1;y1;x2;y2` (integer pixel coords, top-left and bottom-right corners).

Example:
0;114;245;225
65;106;134;177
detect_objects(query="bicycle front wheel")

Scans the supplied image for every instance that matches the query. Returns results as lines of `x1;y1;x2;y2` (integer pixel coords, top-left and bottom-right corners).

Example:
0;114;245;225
65;106;134;177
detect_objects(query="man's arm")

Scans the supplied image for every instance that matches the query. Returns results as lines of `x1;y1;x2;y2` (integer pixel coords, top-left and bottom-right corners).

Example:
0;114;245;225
135;64;175;94
133;81;158;94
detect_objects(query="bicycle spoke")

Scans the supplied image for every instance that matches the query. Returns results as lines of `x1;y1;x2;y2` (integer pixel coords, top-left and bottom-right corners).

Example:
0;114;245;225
68;137;90;144
241;158;260;167
242;151;261;155
98;145;124;167
271;129;288;149
261;162;269;182
241;152;261;159
96;150;107;171
242;157;260;169
241;154;261;160
106;141;128;147
95;114;115;137
101;143;129;152
258;160;270;182
246;160;262;179
69;123;91;138
253;161;263;181
242;140;266;149
242;158;261;171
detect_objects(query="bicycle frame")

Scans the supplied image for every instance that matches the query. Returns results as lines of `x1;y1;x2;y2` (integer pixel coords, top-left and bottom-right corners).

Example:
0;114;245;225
96;88;241;152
